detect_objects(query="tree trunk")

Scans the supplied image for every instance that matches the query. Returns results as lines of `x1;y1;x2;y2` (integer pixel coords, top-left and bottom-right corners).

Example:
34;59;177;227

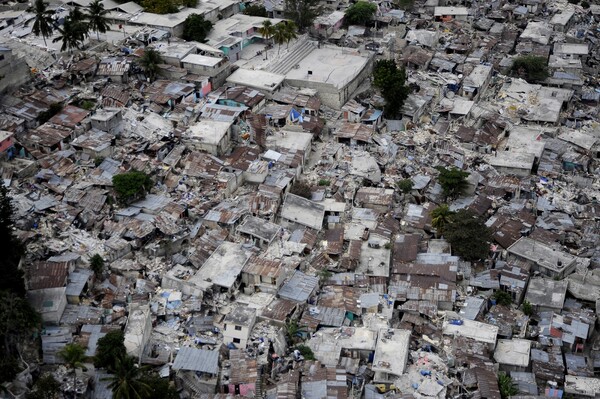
43;35;47;47
97;30;99;41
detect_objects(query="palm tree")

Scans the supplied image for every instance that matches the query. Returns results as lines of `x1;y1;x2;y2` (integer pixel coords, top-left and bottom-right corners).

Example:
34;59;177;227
105;356;151;399
29;0;54;47
272;23;287;56
138;48;163;82
87;0;110;41
284;21;298;49
53;7;89;53
498;372;518;399
257;19;275;59
58;343;87;397
431;204;454;236
286;320;308;344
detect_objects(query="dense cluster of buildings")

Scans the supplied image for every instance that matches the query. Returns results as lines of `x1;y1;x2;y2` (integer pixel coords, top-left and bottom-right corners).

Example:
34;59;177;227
1;0;600;397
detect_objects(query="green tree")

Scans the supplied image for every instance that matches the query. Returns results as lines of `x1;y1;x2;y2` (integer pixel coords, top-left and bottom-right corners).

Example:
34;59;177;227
511;55;549;83
396;179;414;194
181;13;213;42
435;166;470;199
431;204;454;235
105;356;152;399
522;300;533;316
372;59;410;118
138;48;163;82
498;372;518;399
344;1;377;26
90;254;105;278
0;183;26;296
87;0;110;40
112;171;153;205
493;291;513;307
27;374;61;399
243;4;268;17
284;0;323;31
142;0;178;14
58;343;87;395
94;330;126;370
28;0;54;47
53;7;89;53
444;210;491;261
0;291;41;381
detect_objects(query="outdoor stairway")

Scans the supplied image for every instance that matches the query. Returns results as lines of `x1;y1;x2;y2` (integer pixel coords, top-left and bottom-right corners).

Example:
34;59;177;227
254;366;264;399
266;37;317;75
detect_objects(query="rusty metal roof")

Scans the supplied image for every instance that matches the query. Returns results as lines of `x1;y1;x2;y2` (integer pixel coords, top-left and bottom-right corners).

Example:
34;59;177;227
28;261;69;290
49;105;90;129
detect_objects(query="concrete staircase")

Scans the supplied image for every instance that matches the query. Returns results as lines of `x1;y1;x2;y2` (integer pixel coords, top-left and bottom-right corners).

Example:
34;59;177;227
266;38;317;75
254;366;264;399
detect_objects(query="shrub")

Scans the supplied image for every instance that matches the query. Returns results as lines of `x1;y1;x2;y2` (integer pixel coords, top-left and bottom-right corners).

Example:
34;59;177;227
318;179;331;186
522;300;533;316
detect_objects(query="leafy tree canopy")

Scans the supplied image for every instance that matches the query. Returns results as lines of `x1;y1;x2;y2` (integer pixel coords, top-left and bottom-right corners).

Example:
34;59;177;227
435;166;470;199
522;300;533;316
372;60;410;118
511;55;549;83
0;291;41;381
444;209;491;261
90;253;105;277
493;290;513;307
244;4;268;17
396;178;414;194
0;183;26;295
142;0;178;14
284;0;323;31
95;329;126;370
112;171;153;205
344;1;377;26
182;13;213;42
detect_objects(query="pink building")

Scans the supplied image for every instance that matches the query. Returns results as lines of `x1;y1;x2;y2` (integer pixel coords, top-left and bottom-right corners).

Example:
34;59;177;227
0;130;14;154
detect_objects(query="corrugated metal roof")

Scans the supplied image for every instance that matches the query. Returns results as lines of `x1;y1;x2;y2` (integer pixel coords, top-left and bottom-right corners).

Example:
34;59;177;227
172;347;219;373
